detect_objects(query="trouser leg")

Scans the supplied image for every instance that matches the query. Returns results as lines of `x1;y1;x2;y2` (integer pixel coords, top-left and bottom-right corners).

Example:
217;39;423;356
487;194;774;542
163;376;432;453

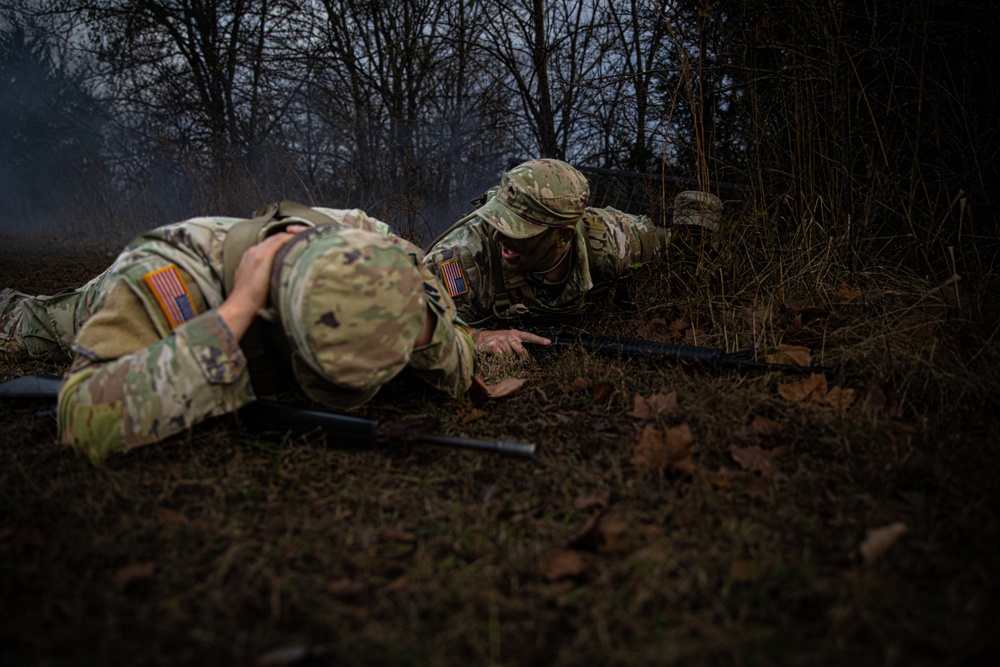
0;287;88;360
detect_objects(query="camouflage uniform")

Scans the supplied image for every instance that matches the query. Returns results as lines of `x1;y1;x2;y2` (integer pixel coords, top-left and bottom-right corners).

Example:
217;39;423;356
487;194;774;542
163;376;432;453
424;159;661;326
4;206;474;462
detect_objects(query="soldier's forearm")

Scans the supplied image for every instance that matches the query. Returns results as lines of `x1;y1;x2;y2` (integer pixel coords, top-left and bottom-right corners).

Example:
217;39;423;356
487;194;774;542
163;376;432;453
58;311;255;462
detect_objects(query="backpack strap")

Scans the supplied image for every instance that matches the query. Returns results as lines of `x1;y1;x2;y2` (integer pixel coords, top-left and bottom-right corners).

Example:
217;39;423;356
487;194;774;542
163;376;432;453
222;206;278;298
222;201;337;297
221;200;334;398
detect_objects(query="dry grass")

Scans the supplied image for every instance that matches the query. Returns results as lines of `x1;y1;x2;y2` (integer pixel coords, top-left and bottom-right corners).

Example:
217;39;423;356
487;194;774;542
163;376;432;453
1;212;998;666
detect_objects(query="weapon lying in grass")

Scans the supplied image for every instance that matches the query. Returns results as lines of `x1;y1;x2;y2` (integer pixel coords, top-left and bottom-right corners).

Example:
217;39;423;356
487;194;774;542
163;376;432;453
530;328;838;379
240;400;537;459
0;375;537;460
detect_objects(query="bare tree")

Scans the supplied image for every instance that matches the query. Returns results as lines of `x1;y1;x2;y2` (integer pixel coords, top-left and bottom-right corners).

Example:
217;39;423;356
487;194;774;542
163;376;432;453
473;0;605;161
24;0;303;183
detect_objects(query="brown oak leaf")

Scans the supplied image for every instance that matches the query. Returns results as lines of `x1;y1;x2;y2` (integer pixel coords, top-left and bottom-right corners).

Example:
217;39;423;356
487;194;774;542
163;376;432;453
630;423;695;473
114;561;157;592
539;549;589;581
859;522;907;563
487;377;527;399
751;415;782;437
629;391;679;419
777;373;828;403
766;344;812;367
729;445;777;477
834;283;863;304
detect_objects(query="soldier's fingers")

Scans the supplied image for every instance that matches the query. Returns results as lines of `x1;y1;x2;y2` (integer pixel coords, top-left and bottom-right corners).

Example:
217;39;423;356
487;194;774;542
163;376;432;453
257;230;300;255
515;330;551;346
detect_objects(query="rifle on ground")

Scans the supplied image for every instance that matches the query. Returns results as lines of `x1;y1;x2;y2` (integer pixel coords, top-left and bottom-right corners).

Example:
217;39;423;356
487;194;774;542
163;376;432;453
531;328;838;379
241;400;536;459
0;375;537;459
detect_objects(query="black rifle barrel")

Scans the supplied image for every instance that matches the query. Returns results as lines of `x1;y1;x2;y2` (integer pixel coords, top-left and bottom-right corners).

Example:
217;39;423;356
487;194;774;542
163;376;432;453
245;401;537;459
536;329;838;378
0;377;538;459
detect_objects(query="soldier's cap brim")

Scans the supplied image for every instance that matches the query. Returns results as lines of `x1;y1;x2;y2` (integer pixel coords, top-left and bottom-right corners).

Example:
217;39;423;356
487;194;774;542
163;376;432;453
474;197;552;240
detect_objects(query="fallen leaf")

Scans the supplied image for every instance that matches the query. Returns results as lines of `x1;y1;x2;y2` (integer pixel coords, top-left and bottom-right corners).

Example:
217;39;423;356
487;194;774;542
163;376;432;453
253;645;333;666
487;377;527;399
114;561;157;592
631;424;667;469
892;313;938;346
629;391;679;419
706;467;738;488
469;376;490;404
460;408;486;425
573;492;610;511
593;514;632;554
636;317;670;340
784;297;809;312
630;424;695;473
751;415;782;437
859;522;907;563
834;283;863;304
592;381;616;407
539;549;589;581
777;373;827;403
766;344;812;367
481;483;503;502
784;314;804;337
558;376;590;393
730;445;777;476
820;385;856;410
669;314;692;334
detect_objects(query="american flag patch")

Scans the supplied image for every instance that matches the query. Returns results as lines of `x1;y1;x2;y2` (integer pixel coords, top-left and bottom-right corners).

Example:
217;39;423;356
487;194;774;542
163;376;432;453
143;265;198;329
440;259;468;297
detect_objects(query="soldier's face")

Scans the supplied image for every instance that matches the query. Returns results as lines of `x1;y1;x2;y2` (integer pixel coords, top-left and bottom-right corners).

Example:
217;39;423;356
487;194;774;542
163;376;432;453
492;228;571;272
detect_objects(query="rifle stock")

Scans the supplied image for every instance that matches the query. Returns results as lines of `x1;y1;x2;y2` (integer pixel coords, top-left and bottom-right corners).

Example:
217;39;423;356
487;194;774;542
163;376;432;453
532;328;838;379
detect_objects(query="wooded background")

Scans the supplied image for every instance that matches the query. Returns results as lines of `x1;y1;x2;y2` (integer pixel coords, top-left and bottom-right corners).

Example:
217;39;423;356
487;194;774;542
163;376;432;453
1;0;997;275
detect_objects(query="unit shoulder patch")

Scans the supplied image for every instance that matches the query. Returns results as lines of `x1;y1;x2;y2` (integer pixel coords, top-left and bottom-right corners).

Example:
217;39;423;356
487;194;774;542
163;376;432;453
439;259;468;297
143;265;199;329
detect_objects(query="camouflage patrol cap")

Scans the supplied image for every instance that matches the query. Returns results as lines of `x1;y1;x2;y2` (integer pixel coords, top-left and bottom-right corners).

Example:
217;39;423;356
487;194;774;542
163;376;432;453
476;159;590;239
672;191;723;232
270;226;428;408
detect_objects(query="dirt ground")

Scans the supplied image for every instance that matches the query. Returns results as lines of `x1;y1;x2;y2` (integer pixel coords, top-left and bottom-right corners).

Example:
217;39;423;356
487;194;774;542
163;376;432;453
1;239;998;666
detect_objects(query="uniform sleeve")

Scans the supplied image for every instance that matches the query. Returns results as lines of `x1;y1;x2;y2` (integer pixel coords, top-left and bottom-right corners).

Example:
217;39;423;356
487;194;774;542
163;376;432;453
423;224;497;326
310;208;394;237
57;290;254;463
587;208;660;279
405;271;476;398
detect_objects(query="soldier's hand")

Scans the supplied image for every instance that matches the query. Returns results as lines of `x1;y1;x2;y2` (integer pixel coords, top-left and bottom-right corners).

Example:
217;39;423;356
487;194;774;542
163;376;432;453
473;328;550;358
218;225;308;338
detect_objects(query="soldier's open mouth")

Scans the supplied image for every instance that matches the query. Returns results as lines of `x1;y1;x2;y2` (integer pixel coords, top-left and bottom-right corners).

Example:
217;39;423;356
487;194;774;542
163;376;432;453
500;245;520;261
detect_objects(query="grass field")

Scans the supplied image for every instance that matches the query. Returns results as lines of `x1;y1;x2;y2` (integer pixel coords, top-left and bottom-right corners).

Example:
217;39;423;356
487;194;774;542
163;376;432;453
1;226;998;666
